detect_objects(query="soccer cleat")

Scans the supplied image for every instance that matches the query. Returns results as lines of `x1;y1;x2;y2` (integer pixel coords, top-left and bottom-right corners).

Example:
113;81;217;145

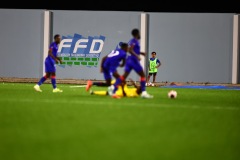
107;85;114;96
53;88;63;93
112;94;121;99
86;80;93;91
141;91;154;98
34;84;42;92
90;90;94;95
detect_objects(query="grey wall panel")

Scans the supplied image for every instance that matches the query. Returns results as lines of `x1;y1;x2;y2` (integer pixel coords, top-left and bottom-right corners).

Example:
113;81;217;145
148;13;234;83
51;10;141;81
0;10;235;83
0;9;44;78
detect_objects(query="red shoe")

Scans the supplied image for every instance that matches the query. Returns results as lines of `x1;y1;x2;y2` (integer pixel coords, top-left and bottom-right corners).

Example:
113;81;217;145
86;80;93;91
112;94;121;99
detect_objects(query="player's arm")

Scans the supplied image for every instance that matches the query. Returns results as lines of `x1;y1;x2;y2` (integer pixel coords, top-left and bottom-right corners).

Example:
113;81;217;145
140;52;146;56
56;56;63;64
128;78;142;95
156;59;161;68
129;44;141;60
119;58;126;67
100;55;107;73
48;48;59;63
129;78;138;88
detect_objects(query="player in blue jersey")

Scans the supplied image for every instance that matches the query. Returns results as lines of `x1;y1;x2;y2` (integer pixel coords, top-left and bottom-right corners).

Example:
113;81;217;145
34;34;63;93
110;28;153;98
85;42;128;94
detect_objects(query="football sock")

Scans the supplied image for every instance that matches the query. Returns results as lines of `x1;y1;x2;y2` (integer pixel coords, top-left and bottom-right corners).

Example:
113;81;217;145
51;76;57;89
140;77;146;92
37;75;47;86
113;76;124;94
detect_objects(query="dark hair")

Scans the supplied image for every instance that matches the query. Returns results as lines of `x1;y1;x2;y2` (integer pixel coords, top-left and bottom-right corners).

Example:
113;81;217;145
131;28;139;36
120;42;128;48
54;34;60;39
151;52;156;55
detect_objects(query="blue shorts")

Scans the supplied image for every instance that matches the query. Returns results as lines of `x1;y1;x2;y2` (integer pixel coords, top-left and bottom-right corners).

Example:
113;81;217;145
45;58;56;73
125;57;143;73
103;65;118;80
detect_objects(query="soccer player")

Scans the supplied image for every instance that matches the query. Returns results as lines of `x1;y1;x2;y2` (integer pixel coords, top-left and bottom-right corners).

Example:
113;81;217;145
34;34;63;93
146;51;161;86
85;42;129;94
110;28;153;98
90;78;142;98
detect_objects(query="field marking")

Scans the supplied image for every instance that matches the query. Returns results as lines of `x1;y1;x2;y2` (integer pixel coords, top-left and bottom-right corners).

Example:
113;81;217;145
1;83;240;90
0;98;239;111
0;83;87;88
69;85;86;88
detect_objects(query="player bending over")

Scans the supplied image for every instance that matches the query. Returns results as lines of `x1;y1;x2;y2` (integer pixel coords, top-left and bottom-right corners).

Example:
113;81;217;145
34;34;63;93
110;28;153;98
86;42;128;93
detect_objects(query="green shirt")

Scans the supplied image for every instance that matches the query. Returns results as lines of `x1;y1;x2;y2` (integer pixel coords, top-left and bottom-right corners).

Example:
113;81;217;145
149;58;160;73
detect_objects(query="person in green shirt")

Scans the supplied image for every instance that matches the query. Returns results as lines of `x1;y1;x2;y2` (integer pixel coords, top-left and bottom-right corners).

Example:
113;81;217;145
146;51;161;86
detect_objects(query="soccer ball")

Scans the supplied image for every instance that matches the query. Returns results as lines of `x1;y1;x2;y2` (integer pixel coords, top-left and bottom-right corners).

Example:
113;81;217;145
168;90;177;99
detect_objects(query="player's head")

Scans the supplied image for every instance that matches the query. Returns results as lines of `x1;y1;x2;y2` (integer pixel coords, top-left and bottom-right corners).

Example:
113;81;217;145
120;42;129;52
131;28;140;39
151;51;156;58
54;34;61;44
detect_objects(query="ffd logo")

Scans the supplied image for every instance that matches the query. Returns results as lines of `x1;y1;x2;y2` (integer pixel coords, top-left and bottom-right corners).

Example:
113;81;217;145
57;33;106;67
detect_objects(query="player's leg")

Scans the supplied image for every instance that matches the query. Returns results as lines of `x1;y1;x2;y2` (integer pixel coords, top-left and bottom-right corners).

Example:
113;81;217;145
34;60;51;92
111;70;124;98
86;80;111;91
134;62;153;98
90;90;108;96
86;80;110;91
110;62;131;97
146;73;152;86
101;68;112;86
50;72;57;89
38;73;50;85
91;68;112;94
93;82;110;86
38;72;50;85
86;80;93;91
34;73;50;92
153;72;157;83
86;66;112;91
51;72;63;93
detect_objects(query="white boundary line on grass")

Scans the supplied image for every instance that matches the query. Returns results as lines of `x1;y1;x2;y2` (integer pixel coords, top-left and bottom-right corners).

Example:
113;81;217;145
0;98;239;111
69;85;87;88
0;83;87;88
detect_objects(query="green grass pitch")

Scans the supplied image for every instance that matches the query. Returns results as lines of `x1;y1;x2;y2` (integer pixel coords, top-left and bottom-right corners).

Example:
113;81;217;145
0;82;240;160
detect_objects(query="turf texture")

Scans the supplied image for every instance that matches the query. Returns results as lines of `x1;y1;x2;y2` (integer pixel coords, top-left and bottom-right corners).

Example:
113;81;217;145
0;83;240;160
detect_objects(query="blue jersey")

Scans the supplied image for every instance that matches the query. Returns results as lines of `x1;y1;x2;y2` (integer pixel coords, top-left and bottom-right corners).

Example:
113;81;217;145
103;48;127;68
128;38;140;61
46;42;59;62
